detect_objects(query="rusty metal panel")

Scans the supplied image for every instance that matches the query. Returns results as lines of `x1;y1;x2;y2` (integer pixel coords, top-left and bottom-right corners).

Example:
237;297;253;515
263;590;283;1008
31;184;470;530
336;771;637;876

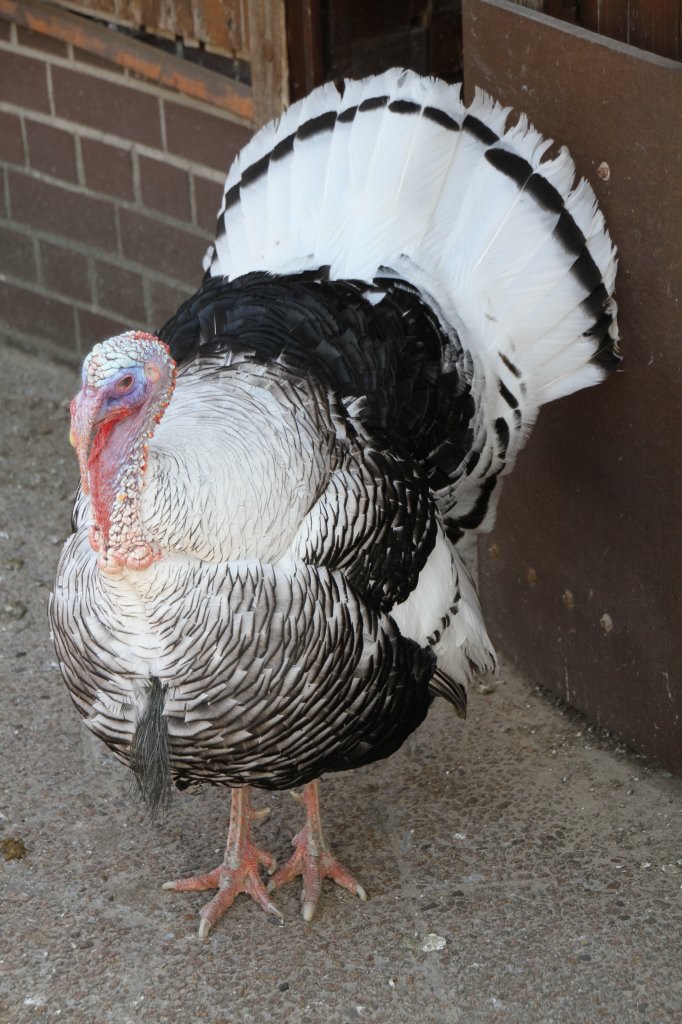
463;0;682;773
49;0;251;56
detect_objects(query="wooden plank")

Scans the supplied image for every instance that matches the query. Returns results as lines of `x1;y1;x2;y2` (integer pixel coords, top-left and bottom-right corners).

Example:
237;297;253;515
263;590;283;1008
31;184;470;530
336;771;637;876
195;0;250;56
346;26;428;78
285;0;324;101
321;0;463;84
510;0;576;15
463;0;682;773
324;0;354;79
246;0;289;125
430;0;465;79
348;0;429;39
510;0;681;58
48;0;249;55
0;0;254;122
580;0;681;62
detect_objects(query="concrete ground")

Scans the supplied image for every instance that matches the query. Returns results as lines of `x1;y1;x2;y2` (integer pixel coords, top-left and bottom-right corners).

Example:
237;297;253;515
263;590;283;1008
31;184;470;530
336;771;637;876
1;341;680;1024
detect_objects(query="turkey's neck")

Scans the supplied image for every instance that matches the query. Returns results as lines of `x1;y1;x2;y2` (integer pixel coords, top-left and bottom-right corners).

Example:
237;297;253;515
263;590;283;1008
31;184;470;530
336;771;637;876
89;401;164;574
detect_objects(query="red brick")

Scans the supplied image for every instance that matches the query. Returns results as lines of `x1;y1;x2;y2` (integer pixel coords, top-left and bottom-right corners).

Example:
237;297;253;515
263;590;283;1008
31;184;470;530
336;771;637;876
94;259;146;322
193;174;222;233
139;156;191;221
0;279;76;348
148;279;191;331
9;170;118;252
0;225;36;282
119;207;207;283
52;66;162;147
16;26;69;57
0;111;24;165
163;99;251;173
40;240;91;303
78;307;134;346
0;51;50;112
79;140;134;203
80;137;134;201
25;120;78;182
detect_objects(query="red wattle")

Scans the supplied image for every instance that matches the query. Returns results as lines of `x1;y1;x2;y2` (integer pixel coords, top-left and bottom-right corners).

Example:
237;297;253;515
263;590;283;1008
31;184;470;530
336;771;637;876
88;412;129;542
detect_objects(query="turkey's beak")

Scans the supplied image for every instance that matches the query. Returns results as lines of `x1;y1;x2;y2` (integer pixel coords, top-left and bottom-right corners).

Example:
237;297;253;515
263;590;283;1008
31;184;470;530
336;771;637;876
70;386;101;496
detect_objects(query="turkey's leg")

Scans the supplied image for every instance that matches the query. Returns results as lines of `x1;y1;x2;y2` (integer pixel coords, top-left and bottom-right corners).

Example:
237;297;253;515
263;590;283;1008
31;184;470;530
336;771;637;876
162;786;282;937
268;778;367;921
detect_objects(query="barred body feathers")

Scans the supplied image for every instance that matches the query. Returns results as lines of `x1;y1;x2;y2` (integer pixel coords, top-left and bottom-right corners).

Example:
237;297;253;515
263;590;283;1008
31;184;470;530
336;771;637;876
50;71;618;931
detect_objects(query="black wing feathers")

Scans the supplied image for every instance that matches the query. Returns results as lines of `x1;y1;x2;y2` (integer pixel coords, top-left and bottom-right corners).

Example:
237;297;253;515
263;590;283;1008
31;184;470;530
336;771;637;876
159;271;473;477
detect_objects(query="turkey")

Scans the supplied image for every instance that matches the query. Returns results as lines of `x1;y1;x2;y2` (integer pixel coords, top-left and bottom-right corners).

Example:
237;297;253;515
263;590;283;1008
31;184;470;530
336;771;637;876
50;69;619;938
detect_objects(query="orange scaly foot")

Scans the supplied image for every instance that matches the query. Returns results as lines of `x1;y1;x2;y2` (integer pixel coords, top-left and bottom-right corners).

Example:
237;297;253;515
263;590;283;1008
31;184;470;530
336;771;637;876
162;787;282;938
268;779;367;921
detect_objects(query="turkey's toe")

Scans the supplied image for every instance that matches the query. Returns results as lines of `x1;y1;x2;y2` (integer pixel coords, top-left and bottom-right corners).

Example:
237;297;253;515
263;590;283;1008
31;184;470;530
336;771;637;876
268;830;367;920
163;840;282;935
197;866;283;938
161;866;222;892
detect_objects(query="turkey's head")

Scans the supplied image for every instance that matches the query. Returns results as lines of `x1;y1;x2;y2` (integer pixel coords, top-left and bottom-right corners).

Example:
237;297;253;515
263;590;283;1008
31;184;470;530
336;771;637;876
70;331;176;574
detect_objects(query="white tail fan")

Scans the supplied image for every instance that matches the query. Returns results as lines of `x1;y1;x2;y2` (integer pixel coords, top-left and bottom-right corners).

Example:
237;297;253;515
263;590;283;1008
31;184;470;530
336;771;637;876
205;68;619;531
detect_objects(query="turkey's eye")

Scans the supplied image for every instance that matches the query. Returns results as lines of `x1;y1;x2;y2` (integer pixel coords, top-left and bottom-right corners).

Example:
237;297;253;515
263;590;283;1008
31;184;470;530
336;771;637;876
116;375;134;393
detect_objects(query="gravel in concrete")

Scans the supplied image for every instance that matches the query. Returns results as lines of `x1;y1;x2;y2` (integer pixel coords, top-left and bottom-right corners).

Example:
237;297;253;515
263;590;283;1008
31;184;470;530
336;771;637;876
1;342;681;1024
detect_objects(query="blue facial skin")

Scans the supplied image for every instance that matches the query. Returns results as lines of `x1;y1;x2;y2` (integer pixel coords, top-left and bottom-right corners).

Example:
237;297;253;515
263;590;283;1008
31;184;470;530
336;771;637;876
98;366;148;421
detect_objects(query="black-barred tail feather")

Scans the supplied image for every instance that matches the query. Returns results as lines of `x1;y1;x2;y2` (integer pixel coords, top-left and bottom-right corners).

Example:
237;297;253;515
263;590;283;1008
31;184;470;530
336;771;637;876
205;68;618;539
429;670;468;719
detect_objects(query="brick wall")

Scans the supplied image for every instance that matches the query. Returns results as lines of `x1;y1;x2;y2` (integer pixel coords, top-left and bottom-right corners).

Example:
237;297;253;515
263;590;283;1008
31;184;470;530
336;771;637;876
0;19;252;361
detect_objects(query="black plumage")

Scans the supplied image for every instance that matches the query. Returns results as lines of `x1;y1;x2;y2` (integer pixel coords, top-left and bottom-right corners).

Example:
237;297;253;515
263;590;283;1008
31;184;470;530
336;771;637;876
50;69;619;933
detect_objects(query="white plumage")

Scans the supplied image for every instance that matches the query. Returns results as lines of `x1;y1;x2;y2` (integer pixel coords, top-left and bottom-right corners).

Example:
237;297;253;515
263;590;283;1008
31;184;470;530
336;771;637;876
206;68;617;524
51;70;619;936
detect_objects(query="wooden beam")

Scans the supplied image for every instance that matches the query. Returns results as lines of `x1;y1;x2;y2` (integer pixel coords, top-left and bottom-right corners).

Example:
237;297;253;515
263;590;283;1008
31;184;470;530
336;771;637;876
0;0;254;124
285;0;325;101
247;0;289;124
